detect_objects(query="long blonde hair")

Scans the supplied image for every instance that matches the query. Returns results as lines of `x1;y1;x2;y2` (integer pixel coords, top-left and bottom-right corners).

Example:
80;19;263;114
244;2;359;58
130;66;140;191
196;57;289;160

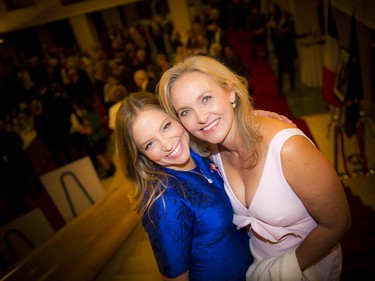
115;92;169;217
157;54;261;167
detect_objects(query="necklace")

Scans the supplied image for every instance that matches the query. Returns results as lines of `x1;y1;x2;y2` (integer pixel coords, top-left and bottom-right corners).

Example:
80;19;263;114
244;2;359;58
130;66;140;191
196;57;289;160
188;168;213;184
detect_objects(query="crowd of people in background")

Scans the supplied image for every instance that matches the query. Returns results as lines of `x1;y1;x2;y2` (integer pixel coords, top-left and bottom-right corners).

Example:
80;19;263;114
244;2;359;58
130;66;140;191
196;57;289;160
0;0;298;224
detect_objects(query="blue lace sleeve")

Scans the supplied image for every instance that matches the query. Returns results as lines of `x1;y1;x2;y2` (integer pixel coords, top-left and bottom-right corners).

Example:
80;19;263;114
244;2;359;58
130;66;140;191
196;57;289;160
142;192;193;278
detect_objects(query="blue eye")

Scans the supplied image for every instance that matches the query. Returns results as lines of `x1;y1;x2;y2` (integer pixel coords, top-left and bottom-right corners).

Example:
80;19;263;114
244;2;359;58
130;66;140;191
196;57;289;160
145;140;155;151
202;96;212;103
163;121;171;131
180;110;189;117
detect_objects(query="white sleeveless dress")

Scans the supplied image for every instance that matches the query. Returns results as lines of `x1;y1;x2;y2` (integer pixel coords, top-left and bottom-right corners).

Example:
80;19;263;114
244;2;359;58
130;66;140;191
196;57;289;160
211;128;342;281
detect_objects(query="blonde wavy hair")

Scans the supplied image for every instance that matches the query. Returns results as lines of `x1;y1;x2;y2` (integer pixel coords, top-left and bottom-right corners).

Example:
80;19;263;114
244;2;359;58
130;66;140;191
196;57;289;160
157;54;261;168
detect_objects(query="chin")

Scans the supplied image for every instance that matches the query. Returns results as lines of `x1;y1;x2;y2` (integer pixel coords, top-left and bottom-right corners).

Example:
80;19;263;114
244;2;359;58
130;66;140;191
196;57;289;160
197;128;226;143
180;146;191;161
201;134;223;145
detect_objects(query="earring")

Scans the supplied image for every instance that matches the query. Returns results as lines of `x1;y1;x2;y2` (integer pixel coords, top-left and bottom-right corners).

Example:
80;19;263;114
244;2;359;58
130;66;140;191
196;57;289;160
230;92;237;108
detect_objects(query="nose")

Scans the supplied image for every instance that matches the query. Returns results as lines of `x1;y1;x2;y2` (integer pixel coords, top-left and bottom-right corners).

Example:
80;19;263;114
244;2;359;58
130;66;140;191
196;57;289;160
195;109;208;124
161;139;173;151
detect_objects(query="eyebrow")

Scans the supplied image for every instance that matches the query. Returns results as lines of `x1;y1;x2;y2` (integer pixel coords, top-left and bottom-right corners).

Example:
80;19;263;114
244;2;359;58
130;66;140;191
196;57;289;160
175;90;212;112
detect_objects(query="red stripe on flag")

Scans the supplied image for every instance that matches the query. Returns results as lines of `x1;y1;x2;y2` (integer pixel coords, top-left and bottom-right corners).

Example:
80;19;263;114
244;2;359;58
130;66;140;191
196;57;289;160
322;66;340;106
321;1;341;107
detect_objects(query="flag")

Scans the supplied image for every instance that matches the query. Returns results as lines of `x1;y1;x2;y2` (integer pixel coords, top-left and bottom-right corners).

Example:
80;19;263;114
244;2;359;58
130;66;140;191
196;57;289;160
344;14;363;137
321;0;341;107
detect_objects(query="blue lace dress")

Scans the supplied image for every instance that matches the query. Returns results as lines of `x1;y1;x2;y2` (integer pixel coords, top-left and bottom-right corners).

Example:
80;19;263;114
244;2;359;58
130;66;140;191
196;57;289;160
142;151;253;280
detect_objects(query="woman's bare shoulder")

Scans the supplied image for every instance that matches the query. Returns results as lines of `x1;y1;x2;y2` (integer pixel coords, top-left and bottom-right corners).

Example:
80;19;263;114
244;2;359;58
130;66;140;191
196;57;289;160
255;116;295;141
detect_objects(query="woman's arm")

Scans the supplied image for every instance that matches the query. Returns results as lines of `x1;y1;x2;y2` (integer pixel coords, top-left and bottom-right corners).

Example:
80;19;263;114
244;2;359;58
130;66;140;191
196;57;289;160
143;195;193;280
281;136;351;270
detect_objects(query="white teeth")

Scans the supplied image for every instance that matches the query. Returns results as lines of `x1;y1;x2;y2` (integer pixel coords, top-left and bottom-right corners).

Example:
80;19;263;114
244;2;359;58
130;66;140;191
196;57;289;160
169;142;181;157
202;119;219;131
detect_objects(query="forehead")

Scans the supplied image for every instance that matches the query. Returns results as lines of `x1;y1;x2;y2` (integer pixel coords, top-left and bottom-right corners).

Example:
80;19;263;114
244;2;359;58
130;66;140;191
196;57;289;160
172;72;216;93
133;108;167;128
171;72;226;103
132;108;168;141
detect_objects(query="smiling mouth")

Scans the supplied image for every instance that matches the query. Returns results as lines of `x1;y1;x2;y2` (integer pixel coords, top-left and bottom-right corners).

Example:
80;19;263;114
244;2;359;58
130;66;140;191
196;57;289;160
202;119;219;131
167;141;182;158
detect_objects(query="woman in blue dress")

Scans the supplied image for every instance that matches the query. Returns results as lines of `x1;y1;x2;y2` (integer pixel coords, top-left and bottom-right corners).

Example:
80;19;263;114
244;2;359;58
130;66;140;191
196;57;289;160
115;91;253;280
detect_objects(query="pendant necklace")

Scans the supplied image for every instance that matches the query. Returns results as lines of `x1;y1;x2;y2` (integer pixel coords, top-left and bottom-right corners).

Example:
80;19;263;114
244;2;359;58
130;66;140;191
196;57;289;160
188;168;213;184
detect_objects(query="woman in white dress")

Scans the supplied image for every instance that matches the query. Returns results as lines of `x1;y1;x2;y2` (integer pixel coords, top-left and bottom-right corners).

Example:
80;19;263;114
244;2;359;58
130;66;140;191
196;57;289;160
157;54;351;281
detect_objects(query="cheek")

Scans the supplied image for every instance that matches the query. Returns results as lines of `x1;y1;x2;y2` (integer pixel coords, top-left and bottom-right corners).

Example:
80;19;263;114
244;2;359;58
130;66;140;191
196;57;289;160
180;117;195;132
142;148;160;163
142;151;153;162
